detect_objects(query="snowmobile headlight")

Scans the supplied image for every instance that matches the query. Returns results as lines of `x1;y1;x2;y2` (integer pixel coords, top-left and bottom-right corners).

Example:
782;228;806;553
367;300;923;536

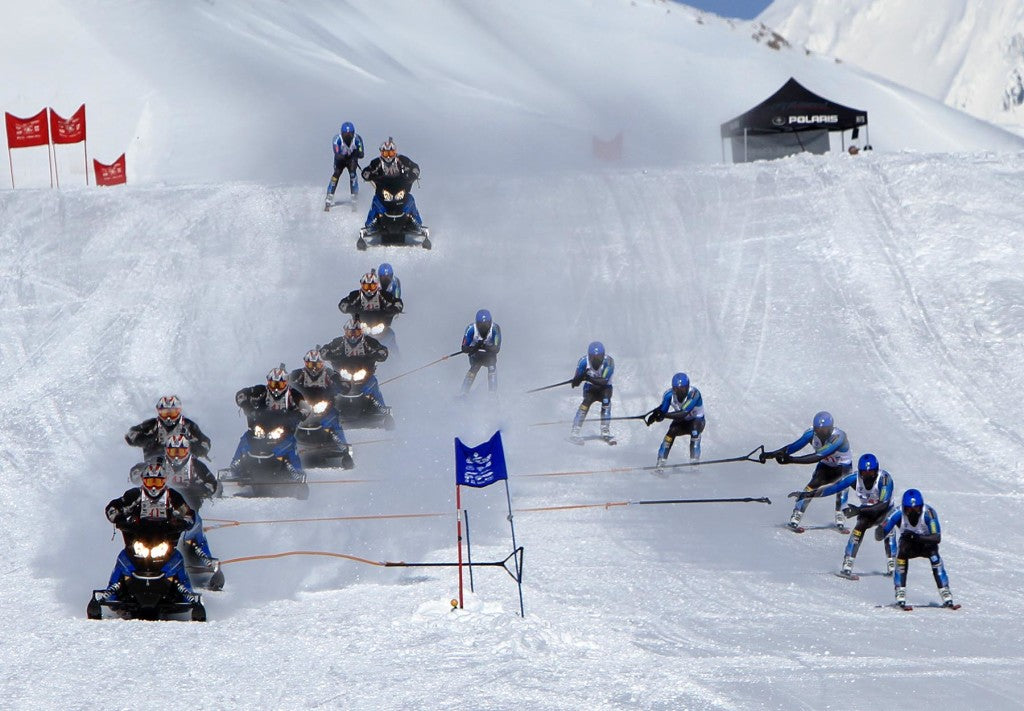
253;425;266;439
312;401;329;414
394;189;405;201
365;323;385;336
132;540;151;558
338;369;354;381
149;542;171;560
352;369;367;381
382;189;394;201
268;427;285;440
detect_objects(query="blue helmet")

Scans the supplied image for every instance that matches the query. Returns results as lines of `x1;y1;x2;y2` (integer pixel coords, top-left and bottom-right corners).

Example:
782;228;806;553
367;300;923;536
475;309;492;332
341;121;355;136
857;453;879;473
812;411;834;439
587;341;605;368
378;262;394;285
902;488;923;509
671;372;690;396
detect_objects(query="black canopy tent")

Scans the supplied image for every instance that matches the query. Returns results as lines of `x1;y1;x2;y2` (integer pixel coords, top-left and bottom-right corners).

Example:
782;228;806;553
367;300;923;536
720;78;868;163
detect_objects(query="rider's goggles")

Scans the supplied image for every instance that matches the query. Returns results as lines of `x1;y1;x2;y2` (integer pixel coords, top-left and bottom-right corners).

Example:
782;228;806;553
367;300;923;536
304;359;324;373
157;407;181;421
267;380;288;393
361;282;379;295
165;446;189;460
381;149;397;159
142;476;165;489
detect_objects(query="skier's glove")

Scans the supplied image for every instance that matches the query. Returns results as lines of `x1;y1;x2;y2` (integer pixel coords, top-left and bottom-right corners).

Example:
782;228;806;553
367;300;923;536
570;374;583;388
787;490;810;500
461;344;472;354
775;451;791;464
874;526;887;541
842;505;860;518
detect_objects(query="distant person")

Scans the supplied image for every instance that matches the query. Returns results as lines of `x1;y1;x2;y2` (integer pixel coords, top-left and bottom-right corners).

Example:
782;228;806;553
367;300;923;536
569;341;615;445
644;372;705;469
460;309;501;396
325;121;364;210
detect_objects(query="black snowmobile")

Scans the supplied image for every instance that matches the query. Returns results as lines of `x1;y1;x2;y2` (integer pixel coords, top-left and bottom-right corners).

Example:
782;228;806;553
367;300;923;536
331;364;395;430
357;185;431;250
296;396;355;469
218;421;310;499
88;522;206;622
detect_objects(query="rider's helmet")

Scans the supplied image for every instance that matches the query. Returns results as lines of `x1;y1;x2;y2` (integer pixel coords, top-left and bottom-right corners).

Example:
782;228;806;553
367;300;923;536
475;309;492;336
378;263;394;288
901;488;924;525
344;317;364;345
266;367;289;401
156;395;183;429
360;270;380;298
857;453;879;486
304;349;325;377
380;137;397;164
587;341;605;369
341;121;355;143
164;434;191;470
141;460;168;498
672;372;690;399
812;411;834;441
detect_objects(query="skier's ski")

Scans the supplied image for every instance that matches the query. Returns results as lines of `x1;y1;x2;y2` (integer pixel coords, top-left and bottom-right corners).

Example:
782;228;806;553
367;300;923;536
783;522;806;534
834;570;859;581
835;525;851;535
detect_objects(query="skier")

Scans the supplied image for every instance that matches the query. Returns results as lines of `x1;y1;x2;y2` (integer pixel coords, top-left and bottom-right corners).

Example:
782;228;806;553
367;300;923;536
789;452;897;578
874;488;956;609
325;121;364;211
163;435;224;585
644;372;705;468
569;341;615;445
378;262;401;299
231;366;309;479
460;309;502;395
125;394;211;462
360;137;426;235
96;459;199;603
760;411;852;532
321;317;392;424
288;348;355;468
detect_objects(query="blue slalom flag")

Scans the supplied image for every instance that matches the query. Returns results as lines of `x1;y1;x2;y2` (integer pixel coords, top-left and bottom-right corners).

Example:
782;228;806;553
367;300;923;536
454;431;508;488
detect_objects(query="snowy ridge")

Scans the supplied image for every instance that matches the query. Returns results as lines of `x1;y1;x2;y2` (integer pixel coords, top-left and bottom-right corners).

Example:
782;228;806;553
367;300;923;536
760;0;1024;129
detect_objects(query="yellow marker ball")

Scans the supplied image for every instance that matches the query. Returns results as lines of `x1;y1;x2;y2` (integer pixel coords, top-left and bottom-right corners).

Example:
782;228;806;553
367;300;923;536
450;598;459;609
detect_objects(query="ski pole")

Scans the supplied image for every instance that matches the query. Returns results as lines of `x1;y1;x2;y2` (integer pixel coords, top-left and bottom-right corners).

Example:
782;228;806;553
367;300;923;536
642;446;766;472
528;410;654;427
379;351;462;385
525;378;574;394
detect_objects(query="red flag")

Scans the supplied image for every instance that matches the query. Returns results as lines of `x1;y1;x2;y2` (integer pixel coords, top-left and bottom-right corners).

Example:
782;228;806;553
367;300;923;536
93;154;126;186
591;132;623;161
5;109;50;149
50;105;86;144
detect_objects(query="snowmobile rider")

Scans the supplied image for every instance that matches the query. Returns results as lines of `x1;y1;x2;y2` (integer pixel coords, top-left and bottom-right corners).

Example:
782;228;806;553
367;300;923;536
230;366;310;478
125;394;211;461
570;341;615;445
644;372;705;468
875;488;956;609
97;459;199;603
325;121;364;210
288;348;355;468
761;411;852;532
790;452;897;578
321;316;391;417
360;136;426;233
460;308;502;395
163;434;222;575
338;268;404;327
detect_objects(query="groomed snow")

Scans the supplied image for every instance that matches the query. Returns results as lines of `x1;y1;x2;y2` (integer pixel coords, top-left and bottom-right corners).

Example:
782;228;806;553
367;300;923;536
2;1;1024;709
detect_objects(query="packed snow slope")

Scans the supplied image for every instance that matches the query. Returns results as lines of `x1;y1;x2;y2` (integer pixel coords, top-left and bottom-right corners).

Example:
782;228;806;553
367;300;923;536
2;0;1023;189
2;1;1024;709
4;154;1024;708
760;0;1024;131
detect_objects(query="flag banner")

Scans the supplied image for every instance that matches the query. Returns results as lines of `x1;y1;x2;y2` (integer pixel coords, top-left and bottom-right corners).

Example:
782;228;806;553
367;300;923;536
5;109;50;149
591;131;623;161
455;431;508;488
50;104;86;144
93;154;126;186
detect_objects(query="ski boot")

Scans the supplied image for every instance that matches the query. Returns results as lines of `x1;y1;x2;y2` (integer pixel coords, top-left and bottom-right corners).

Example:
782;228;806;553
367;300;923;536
895;586;907;609
939;586;955;608
837;555;856;579
834;510;850;534
653;457;667;475
568;427;584;446
324;193;334;212
885;557;896;576
600;428;617;446
787;510;804;532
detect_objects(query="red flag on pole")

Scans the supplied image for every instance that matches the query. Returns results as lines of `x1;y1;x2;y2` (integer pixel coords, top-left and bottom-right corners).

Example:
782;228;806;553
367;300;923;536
5;109;50;149
93;154;126;186
49;105;86;144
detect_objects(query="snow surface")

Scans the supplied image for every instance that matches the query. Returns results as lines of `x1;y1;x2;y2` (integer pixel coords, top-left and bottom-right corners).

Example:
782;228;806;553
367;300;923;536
3;1;1024;709
760;0;1024;131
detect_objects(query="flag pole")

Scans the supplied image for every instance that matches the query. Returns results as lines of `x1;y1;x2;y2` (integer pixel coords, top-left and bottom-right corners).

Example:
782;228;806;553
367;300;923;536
46;109;54;189
7;147;14;189
503;477;525;617
83;138;89;186
455;483;465;609
464;509;475;592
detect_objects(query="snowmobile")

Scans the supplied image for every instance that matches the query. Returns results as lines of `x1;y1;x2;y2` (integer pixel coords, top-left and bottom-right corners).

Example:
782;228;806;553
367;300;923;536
87;523;206;622
333;365;395;430
356;188;431;250
296;397;355;469
218;423;310;499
